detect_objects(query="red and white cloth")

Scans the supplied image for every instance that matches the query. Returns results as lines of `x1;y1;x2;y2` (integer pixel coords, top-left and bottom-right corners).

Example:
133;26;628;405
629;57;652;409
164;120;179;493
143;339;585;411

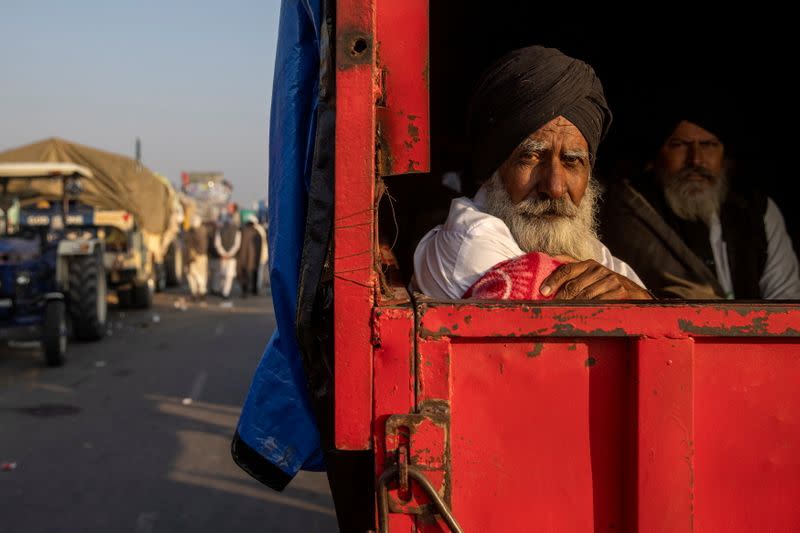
463;252;563;300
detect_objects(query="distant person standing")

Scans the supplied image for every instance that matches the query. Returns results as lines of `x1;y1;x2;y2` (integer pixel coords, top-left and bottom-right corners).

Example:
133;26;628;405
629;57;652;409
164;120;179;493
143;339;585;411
214;216;241;301
185;215;209;302
253;219;269;293
207;220;221;295
237;215;261;297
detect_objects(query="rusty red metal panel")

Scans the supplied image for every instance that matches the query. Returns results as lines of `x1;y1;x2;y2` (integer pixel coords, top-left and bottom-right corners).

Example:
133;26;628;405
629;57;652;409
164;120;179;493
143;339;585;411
334;0;377;450
375;0;430;175
636;337;695;532
372;307;415;532
417;303;800;339
403;300;800;530
694;340;800;531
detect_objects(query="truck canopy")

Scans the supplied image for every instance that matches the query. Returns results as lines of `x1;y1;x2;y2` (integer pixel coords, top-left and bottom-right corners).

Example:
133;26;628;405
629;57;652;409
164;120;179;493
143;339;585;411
0;162;94;179
0;138;174;234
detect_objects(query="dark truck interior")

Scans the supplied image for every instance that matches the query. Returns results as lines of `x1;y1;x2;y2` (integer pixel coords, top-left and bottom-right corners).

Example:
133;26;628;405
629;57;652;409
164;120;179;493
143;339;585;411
378;9;797;293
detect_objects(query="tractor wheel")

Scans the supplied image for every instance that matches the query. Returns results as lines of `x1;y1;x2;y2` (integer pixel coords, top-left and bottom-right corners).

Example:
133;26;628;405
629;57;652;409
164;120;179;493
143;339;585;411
68;253;108;341
165;241;184;287
43;300;67;366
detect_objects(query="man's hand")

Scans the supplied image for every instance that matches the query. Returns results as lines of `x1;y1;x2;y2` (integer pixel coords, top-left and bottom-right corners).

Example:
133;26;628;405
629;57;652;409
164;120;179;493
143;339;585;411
540;260;652;300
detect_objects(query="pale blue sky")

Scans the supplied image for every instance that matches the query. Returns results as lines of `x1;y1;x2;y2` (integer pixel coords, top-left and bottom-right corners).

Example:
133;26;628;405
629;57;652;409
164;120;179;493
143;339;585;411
0;0;281;207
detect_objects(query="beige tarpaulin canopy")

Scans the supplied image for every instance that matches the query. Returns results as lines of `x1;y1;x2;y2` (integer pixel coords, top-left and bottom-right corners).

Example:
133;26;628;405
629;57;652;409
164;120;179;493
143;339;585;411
0;137;174;234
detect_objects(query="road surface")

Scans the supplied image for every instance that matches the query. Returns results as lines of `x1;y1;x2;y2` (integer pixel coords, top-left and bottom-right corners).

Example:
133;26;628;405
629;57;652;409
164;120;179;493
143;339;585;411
0;289;337;533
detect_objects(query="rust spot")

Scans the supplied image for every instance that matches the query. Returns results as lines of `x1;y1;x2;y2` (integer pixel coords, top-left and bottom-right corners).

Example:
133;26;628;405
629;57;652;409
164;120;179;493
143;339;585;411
464;315;472;324
585;357;597;367
499;362;504;375
419;325;452;338
553;323;627;336
517;304;542;318
337;30;372;69
419;398;450;421
375;67;387;107
527;342;544;358
568;344;577;351
678;317;771;336
406;159;420;172
407;122;420;143
376;121;395;176
521;328;551;336
451;323;458;330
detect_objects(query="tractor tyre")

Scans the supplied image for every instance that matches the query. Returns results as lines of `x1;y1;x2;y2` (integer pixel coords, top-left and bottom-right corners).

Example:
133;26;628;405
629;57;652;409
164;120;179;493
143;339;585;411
68;253;108;341
165;241;184;287
43;299;67;366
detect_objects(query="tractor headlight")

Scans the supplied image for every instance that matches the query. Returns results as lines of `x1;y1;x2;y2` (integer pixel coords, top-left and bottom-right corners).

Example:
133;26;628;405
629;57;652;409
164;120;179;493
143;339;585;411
16;272;31;286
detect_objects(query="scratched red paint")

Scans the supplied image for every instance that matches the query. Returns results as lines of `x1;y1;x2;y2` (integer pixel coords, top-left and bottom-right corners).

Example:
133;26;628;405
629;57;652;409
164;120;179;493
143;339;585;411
375;0;429;175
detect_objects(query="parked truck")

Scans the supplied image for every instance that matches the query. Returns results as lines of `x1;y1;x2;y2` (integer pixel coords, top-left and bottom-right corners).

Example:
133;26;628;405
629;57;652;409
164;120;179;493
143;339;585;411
0;138;184;308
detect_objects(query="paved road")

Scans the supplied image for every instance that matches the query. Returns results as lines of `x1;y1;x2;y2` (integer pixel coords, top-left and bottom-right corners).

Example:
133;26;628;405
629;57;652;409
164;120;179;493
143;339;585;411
0;289;337;533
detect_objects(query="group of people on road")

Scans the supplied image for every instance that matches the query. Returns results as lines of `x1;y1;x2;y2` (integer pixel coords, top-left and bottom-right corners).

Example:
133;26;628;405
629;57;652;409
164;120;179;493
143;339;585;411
184;211;268;304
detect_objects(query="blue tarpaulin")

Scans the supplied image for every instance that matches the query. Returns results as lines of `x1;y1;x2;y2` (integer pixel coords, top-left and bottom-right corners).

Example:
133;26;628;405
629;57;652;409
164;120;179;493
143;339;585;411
234;0;325;482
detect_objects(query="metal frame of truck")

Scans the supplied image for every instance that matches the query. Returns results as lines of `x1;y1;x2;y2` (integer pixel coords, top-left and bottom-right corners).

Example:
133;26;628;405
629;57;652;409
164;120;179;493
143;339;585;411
328;3;800;531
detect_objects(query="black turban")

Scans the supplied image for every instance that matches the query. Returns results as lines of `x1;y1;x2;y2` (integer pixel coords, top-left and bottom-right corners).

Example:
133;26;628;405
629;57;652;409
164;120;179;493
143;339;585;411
646;82;734;155
467;45;612;182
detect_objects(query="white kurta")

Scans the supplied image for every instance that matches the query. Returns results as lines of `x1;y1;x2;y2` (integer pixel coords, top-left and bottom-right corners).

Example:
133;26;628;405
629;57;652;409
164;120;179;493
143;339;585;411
709;197;800;299
413;187;644;299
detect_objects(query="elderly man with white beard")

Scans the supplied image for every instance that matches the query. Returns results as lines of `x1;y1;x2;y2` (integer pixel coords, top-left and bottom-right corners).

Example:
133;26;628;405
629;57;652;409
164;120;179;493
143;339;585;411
413;45;651;301
601;108;800;299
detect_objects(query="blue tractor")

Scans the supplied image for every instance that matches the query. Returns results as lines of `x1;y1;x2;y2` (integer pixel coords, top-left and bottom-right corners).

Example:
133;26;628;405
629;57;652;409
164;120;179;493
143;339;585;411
0;163;108;366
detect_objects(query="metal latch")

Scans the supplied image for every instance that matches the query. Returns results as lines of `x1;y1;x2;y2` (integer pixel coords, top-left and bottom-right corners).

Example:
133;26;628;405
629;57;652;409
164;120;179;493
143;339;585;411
378;402;462;532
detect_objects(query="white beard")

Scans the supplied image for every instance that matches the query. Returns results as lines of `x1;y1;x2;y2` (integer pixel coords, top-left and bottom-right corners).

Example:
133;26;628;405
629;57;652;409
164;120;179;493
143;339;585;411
484;171;601;261
659;167;728;225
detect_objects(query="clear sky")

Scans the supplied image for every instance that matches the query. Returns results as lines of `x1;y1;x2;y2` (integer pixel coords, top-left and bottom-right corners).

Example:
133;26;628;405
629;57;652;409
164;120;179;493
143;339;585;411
0;0;280;207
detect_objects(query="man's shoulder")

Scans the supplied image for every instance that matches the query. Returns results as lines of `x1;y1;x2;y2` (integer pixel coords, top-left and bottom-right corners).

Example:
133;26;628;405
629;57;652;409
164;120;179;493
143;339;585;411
724;186;768;215
605;178;653;205
600;179;661;230
442;196;512;236
416;195;518;259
